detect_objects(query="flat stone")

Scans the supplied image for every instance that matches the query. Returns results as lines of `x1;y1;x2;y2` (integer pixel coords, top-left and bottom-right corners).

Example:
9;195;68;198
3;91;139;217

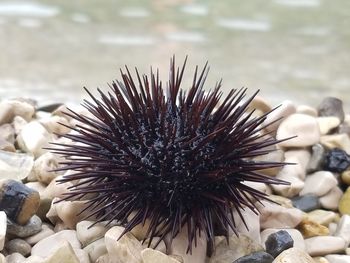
276;113;320;148
317;117;341;135
264;100;296;133
338;187;350;215
292;195;320;212
233;251;274;263
321;134;350;155
334;215;350;246
297;219;329;238
33;152;61;185
319;187;343;210
105;226;143;263
76;220;109;247
0;150;34;181
141;248;181;263
7;215;42;238
265;230;294;258
5;238;31;256
261;228;305;251
300;171;337;197
83;238;107;263
307;144;326;173
307;209;338;226
305;236;346;256
43;241;79;263
0;211;6;251
268;195;293;208
317;97;344;122
273;247;314;263
31;230;81;258
325;254;350;263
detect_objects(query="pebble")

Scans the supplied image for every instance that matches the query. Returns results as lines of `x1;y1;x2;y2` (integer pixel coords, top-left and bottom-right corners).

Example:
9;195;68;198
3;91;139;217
76;220;109;247
0;99;35;125
39;115;71;135
5;238;31;256
313;257;330;263
0;254;5;263
233;251;273;263
284;149;311;172
0;137;15;152
0;211;6;251
0;150;34;181
253;150;284;176
16;121;53;158
307;209;338;226
7;215;42;238
6;252;26;263
317;117;341;135
305;236;346;256
319;187;343;210
264;100;296;133
43;241;79;263
33;152;61;185
41;176;74;200
250;96;272;113
337;123;350;136
323;148;350;173
317;97;345;122
338;187;350;215
141;248;181;263
0;123;15;143
334;215;350;246
307;144;326;173
297;219;329;238
325;254;350;263
265;230;294;258
257;201;303;229
321;134;350;154
37;103;63;113
72;249;90;263
261;228;305;251
276;113;320;148
341;170;350;185
300;171;337;197
297;105;318;117
25;225;55;245
83;238;107;263
292;195;320;212
31;230;81;258
232;208;261;244
208;235;263;263
273;247;314;263
272;173;304;198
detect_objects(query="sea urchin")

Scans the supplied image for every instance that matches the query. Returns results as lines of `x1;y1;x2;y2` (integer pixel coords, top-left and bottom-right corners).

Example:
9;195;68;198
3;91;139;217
51;57;289;254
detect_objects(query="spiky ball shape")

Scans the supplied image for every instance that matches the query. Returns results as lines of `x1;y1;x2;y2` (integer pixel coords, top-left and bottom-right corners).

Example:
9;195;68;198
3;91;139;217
51;57;288;253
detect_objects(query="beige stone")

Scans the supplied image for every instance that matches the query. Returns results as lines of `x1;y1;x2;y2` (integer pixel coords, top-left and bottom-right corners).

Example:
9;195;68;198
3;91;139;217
264;100;296;133
296;105;318;117
341;170;350;185
313;257;330;263
319;187;343;210
73;249;90;263
0;99;35;125
77;220;109;247
307;210;338;226
33;152;62;185
317;116;341;135
250;96;272;113
25;225;55;245
321;134;350;154
43;241;79;263
339;187;350;215
273;247;314;263
41;175;73;200
334;215;350;246
141;248;181;263
83;238;107;263
297;219;329;238
300;171;337;197
6;252;26;263
305;236;346;256
325;254;350;262
40;115;71;135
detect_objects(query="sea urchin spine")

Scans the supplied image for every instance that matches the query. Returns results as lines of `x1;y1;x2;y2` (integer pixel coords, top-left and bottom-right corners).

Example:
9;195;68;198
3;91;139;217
50;57;289;254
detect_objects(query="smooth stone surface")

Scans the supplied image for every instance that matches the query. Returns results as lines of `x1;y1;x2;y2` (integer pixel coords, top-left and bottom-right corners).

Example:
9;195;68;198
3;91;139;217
208;235;263;263
0;150;34;181
43;241;79;263
305;236;346;256
325;255;350;263
253;150;284;176
5;252;26;263
41;176;74;200
233;251;274;263
296;105;318;117
276;113;320;148
317;97;345;122
265;230;294;258
250;96;272;113
297;219;329;238
0;99;35;125
292;195;320;212
39;115;71;135
307;210;338;226
33;152;61;185
321;134;350;154
319;187;343;210
5;238;31;256
261;228;305;251
141;248;181;263
300;171;337;196
83;238;107;263
334;215;350;246
0;211;6;251
273;247;314;263
264;100;296;133
341;170;350;185
0;254;5;263
257;201;303;229
272;173;304;198
105;226;143;263
338;187;350;215
0;137;15;152
317;117;341;135
7;215;42;238
25;224;55;245
31;230;81;258
284;149;311;172
72;249;90;263
76;220;109;247
0;123;15;143
313;257;330;263
307;144;326;173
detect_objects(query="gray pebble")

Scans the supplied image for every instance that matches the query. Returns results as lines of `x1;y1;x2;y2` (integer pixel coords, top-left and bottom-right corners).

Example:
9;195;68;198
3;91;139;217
233;251;274;263
292;194;320;212
318;97;345;122
265;230;294;258
307;144;326;173
5;238;31;256
7;215;42;238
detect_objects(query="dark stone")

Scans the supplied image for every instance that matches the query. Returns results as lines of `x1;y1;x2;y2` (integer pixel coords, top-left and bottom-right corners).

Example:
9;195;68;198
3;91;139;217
233;251;274;263
323;148;350;173
36;103;63;112
265;230;294;258
292;194;320;212
318;97;345;122
306;144;326;173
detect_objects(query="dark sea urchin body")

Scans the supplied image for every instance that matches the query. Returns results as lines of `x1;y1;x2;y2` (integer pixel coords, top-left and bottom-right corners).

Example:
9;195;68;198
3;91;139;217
51;57;290;254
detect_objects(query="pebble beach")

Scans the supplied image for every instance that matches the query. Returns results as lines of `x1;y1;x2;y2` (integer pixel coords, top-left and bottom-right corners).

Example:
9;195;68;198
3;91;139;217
0;95;350;263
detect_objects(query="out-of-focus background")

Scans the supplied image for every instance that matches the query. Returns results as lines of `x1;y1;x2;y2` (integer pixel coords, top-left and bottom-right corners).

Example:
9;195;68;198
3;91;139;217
0;0;349;109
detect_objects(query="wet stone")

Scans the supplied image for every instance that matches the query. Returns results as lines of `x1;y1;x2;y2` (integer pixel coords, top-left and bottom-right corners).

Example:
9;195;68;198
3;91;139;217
292;195;320;212
318;97;345;122
323;148;350;173
265;230;294;258
233;251;274;263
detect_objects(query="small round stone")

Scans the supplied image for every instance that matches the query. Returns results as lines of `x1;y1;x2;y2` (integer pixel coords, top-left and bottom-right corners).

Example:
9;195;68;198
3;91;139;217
323;148;350;173
265;230;294;258
317;97;345;122
292;195;320;212
5;238;31;256
7;215;42;238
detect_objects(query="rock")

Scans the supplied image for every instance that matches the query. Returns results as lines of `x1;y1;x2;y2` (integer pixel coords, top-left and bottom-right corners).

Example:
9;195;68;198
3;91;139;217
170;225;207;263
231;208;261;244
264;100;296;133
338;187;350;215
273;247;314;263
253;150;284;176
317;97;344;122
257;200;303;229
41;175;74;200
25;182;46;195
261;228;305;251
307;209;338;226
39;115;71;135
12;116;28;135
96;254;111;263
321;134;350;155
16;121;53;158
73;249;90;263
0;137;15;152
6;252;26;263
284;149;311;172
265;230;294;258
313;257;330;263
52;104;72;120
0;254;5;263
323;148;350;173
0;211;6;251
268;195;293;208
329;222;338;235
300;171;337;197
233;251;274;263
43;241;79;263
272;173;304;198
83;238;107;263
250;96;272;113
297;219;329;238
334;215;350;246
319;187;343;210
0;123;15;143
325;255;350;263
307;144;326;173
296;105;318;117
105;226;143;263
317;117;341;135
0;99;35;125
7;215;42;238
33;153;61;185
208;235;263;263
76;220;109;247
141;248;181;263
341;170;350;185
0;180;40;225
25;224;55;245
31;230;81;258
5;238;31;256
0;150;34;181
276;113;320;148
305;236;345;256
292;195;320;212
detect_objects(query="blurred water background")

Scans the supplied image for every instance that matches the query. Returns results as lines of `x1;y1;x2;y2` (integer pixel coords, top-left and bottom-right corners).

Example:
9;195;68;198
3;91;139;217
0;0;349;109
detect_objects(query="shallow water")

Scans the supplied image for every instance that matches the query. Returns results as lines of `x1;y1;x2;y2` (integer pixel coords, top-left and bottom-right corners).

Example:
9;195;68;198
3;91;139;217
0;0;349;110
